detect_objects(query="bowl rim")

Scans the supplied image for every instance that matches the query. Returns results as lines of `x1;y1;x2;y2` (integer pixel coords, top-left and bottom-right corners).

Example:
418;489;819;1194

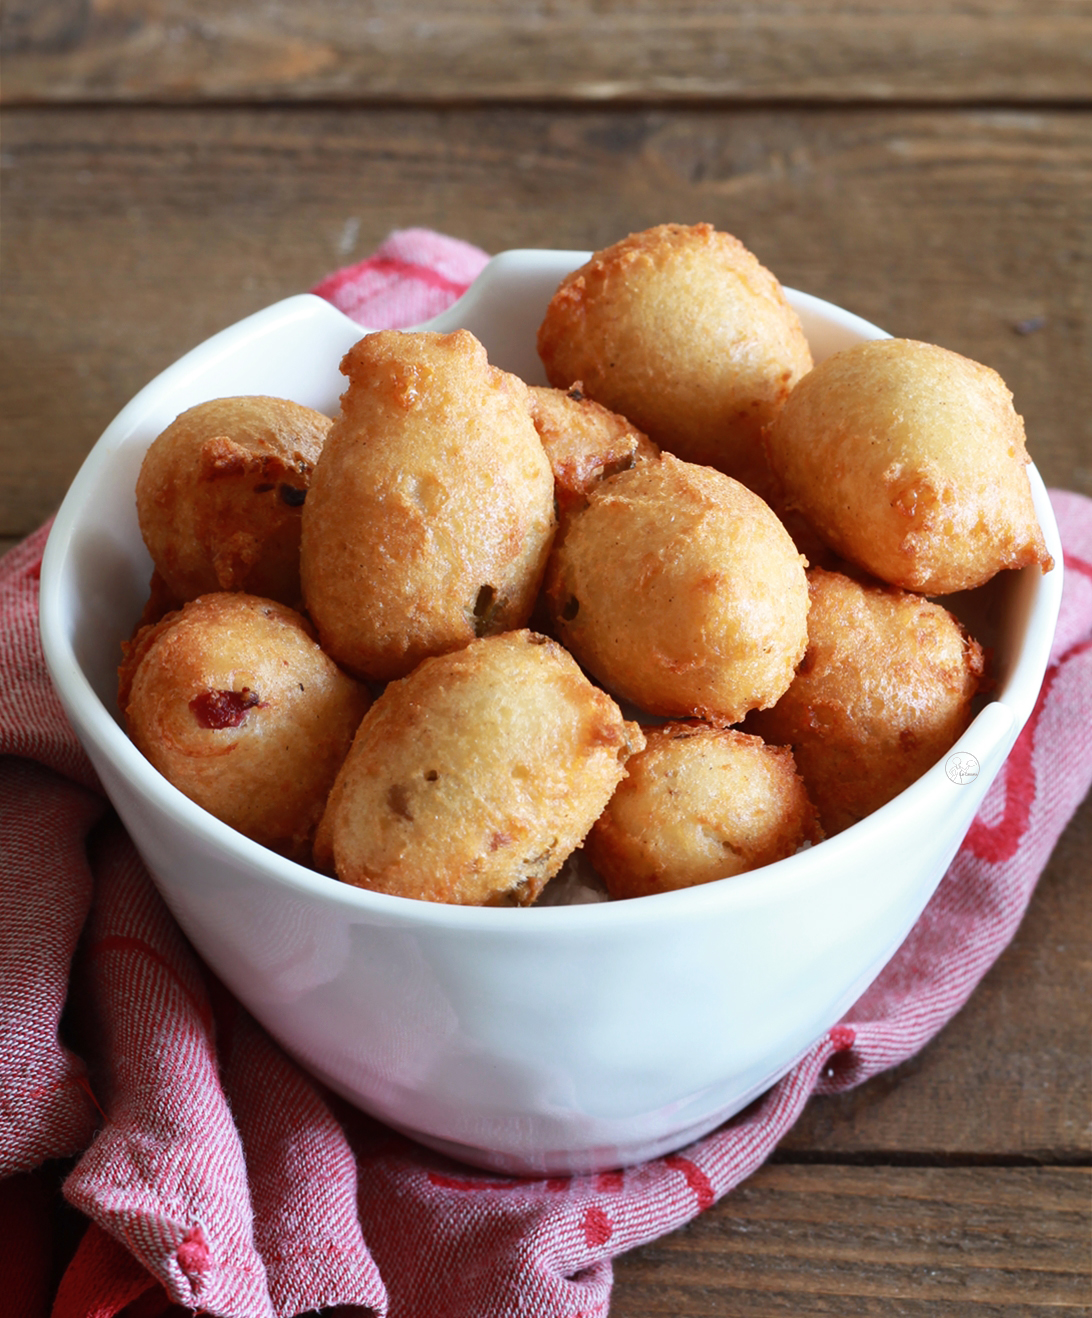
38;251;1066;934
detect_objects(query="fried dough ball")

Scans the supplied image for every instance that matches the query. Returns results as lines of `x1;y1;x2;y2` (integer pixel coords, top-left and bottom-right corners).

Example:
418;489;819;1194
528;383;659;522
301;329;556;682
585;723;822;899
316;631;645;906
536;223;813;496
120;593;370;863
745;568;985;835
545;455;810;723
764;338;1053;594
136;395;331;608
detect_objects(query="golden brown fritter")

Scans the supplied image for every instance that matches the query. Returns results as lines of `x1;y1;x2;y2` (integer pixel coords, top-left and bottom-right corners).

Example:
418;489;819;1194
545;454;810;723
585;722;822;899
315;630;645;906
764;338;1053;594
536;223;813;497
120;593;370;862
527;383;659;522
300;329;556;681
136;395;331;608
745;567;985;834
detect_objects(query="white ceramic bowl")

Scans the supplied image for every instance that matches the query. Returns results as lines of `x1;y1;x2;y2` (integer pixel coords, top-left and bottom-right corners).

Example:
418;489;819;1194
39;249;1063;1175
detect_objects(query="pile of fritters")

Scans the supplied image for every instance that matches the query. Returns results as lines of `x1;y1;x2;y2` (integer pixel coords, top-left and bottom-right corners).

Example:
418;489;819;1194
121;222;1051;905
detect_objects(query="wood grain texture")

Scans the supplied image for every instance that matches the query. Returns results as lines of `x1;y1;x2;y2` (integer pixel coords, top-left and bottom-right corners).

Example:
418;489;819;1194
2;105;1089;536
4;1;1092;106
609;1165;1092;1314
2;25;1089;1303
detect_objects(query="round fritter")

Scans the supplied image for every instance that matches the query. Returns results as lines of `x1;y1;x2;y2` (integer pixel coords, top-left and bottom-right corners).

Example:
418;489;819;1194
300;329;556;682
585;723;822;899
745;568;985;835
536;223;813;496
315;630;645;906
136;395;332;608
528;383;659;522
545;454;810;723
764;338;1053;594
120;593;370;863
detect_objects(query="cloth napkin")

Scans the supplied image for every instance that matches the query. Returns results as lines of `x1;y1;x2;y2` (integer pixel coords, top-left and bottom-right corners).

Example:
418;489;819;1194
2;228;1091;1318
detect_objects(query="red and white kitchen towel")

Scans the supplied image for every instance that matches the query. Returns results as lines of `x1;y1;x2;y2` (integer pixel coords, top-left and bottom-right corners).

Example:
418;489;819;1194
2;229;1090;1318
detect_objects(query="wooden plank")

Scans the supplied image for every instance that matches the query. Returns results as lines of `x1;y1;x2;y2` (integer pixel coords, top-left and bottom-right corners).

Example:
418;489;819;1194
4;1;1092;106
780;791;1092;1160
2;106;1089;538
609;1165;1092;1315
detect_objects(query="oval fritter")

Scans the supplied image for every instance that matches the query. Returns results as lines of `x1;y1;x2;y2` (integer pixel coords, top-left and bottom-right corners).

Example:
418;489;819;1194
745;567;985;834
537;223;812;497
764;338;1052;594
528;382;659;523
315;630;645;906
136;395;331;609
301;329;556;681
545;454;810;723
120;592;370;862
586;722;822;899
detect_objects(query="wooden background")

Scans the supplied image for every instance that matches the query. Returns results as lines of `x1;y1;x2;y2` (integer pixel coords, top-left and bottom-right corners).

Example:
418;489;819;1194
2;2;1089;1312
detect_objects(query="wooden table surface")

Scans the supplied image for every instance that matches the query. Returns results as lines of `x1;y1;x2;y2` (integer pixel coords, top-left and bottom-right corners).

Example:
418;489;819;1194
3;3;1089;1311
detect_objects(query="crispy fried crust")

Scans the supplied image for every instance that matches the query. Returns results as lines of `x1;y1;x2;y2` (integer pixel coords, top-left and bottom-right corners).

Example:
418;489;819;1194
301;329;556;681
528;383;659;522
545;454;810;723
585;722;822;898
536;223;812;497
136;395;331;608
316;630;645;905
745;568;985;834
764;338;1053;594
121;592;370;862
